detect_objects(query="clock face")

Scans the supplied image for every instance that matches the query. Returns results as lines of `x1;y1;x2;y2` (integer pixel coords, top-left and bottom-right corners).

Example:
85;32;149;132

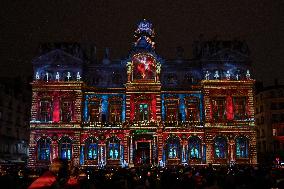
132;54;155;80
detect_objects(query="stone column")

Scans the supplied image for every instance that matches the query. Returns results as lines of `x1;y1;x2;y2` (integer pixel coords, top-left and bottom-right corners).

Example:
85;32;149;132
230;143;234;162
51;140;58;160
202;143;206;164
129;135;134;167
182;140;188;163
153;136;157;165
98;143;106;166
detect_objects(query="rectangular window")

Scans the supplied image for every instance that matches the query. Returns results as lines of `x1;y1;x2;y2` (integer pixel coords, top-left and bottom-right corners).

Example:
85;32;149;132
89;103;101;122
109;99;122;123
185;97;200;122
109;104;121;122
211;97;226;121
138;103;149;121
88;97;101;122
61;100;73;122
233;97;246;120
165;100;179;121
39;100;52;122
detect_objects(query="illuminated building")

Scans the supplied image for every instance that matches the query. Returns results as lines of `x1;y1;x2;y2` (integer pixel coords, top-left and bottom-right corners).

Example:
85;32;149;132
28;20;257;168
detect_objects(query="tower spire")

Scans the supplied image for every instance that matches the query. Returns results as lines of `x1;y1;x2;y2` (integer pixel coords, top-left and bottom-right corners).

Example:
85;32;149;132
133;19;155;50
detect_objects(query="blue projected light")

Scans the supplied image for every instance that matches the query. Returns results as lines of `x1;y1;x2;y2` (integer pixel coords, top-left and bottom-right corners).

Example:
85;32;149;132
80;145;84;165
137;19;153;35
84;95;89;122
161;94;165;121
84;94;125;123
178;94;186;121
161;93;203;122
101;95;108;116
122;95;126;121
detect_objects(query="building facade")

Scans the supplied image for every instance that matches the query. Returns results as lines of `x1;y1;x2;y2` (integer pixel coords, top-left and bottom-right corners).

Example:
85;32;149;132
255;82;284;164
28;20;257;168
0;77;31;164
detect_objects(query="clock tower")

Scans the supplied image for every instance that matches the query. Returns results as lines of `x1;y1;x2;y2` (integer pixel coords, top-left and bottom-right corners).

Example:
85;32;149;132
125;19;162;122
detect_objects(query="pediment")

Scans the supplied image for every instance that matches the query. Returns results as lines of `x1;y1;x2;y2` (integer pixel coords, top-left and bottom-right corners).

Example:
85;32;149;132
32;49;83;66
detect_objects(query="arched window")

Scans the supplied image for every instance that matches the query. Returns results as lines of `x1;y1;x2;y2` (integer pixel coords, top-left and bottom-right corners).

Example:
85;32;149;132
37;138;51;161
214;136;227;158
188;136;201;159
85;137;98;160
107;137;120;160
59;137;72;160
236;136;249;158
167;136;180;159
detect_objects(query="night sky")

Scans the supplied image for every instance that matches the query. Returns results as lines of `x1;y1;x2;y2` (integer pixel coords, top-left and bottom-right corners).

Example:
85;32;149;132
1;0;283;86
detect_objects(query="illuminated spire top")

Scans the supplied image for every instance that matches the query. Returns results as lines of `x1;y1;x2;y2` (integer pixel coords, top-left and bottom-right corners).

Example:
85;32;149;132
134;19;155;50
135;19;155;37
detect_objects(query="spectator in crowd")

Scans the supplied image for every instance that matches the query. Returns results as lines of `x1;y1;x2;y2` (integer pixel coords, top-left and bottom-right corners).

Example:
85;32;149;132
27;158;67;189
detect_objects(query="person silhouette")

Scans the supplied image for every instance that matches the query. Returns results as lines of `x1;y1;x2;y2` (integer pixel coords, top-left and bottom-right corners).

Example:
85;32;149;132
28;158;66;189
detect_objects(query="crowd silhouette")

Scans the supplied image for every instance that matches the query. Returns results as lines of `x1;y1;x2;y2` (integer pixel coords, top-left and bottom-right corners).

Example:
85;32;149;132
1;161;284;189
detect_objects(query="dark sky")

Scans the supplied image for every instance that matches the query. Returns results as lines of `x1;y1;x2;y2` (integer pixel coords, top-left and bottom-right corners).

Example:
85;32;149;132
1;0;283;86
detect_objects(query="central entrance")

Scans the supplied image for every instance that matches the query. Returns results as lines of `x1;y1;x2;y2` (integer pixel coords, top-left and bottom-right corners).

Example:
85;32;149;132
133;134;154;166
135;142;150;165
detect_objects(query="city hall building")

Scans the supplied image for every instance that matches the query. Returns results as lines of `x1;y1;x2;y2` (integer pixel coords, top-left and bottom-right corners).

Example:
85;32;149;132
28;20;257;168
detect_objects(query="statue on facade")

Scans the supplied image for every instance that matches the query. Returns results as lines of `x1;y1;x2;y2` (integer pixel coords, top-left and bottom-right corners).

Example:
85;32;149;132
76;72;81;81
36;72;40;80
67;72;71;81
205;70;210;80
56;72;60;81
225;70;231;80
46;72;49;82
156;62;161;80
214;71;220;80
246;70;251;79
236;73;240;80
114;149;119;159
110;149;113;158
126;61;132;81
